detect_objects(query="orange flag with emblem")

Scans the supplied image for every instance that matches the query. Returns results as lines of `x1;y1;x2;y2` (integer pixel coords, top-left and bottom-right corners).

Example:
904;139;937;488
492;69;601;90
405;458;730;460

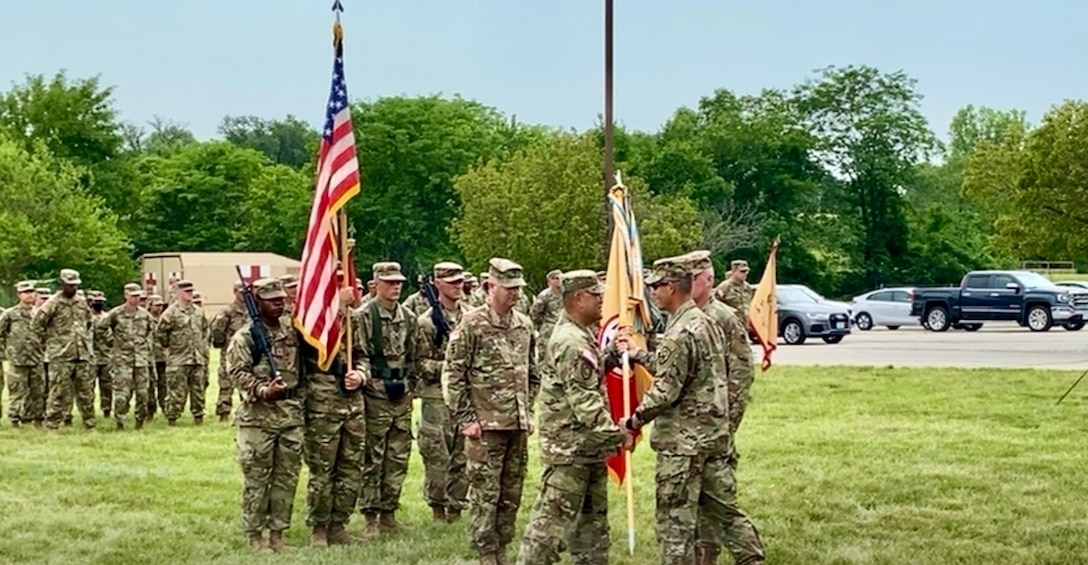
748;238;779;371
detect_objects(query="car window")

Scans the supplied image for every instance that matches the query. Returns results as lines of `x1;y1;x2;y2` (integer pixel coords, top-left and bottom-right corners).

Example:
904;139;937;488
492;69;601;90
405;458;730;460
990;274;1016;289
891;291;911;302
778;287;818;304
1014;272;1056;289
869;291;893;301
965;275;990;288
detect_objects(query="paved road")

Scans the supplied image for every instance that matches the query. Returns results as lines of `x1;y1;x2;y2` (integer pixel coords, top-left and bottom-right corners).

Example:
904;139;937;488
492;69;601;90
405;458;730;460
768;322;1088;369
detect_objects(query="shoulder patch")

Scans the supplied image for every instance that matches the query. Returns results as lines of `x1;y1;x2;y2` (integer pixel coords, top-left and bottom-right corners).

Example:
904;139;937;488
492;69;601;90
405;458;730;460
580;348;598;369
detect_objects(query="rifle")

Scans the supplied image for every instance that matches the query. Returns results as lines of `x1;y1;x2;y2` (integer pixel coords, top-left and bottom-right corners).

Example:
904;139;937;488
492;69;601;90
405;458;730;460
417;262;452;348
235;266;279;379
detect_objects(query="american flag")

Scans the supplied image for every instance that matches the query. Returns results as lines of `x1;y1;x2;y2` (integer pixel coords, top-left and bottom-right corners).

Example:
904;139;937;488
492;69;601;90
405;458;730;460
294;26;361;371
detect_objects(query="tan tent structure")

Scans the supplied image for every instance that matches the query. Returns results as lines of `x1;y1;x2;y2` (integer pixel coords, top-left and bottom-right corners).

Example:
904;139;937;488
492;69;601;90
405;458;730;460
139;252;300;312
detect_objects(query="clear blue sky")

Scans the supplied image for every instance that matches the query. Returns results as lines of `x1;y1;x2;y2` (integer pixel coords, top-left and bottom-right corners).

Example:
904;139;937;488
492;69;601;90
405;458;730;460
2;0;1086;142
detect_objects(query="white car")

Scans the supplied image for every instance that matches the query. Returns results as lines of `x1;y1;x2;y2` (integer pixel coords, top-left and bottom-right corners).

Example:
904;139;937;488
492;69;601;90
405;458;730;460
850;287;918;330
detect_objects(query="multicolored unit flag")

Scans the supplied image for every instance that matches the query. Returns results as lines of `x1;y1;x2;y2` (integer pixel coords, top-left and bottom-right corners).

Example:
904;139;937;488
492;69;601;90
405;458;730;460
294;21;361;371
748;237;779;371
596;173;654;484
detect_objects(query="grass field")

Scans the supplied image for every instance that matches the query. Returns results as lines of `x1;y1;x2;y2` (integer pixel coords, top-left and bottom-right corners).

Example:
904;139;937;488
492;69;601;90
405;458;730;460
1;361;1086;564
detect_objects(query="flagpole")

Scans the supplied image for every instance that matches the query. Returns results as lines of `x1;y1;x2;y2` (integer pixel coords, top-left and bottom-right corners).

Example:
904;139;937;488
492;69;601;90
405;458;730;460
602;0;615;258
621;352;636;554
332;3;352;369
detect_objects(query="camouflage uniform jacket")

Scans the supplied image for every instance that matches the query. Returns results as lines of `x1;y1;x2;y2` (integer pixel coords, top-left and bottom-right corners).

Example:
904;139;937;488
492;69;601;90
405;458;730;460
515;289;532;316
92;311;112;366
228;316;303;429
467;288;488;310
719;302;753;368
211;302;248;351
32;293;94;363
632;300;730;456
156;302;207;366
100;305;155;367
715;279;752;327
402;291;431;319
529;287;563;346
415;301;468;400
301;337;364;417
700;299;742;373
538;312;625;465
352;300;417;401
152;314;166;364
442;305;539;431
0;303;43;366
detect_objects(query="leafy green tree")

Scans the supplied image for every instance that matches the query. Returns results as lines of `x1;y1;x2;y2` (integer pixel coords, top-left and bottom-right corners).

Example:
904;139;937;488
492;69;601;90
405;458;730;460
237;164;313;258
219;115;319;169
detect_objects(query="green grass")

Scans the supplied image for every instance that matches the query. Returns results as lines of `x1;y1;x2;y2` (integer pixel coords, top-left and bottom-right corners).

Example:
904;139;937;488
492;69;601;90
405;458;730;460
1045;272;1087;282
1;359;1086;564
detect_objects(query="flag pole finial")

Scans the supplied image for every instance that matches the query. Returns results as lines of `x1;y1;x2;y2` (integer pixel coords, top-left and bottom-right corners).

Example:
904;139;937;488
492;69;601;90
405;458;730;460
331;0;344;41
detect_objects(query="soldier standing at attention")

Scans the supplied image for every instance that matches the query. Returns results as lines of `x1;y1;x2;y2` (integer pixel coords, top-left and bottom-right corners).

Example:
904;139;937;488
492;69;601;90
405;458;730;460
0;281;45;427
192;291;212;398
442;258;539;565
156;280;208;426
279;275;299;318
415;262;469;524
529;270;564;346
146;295;168;420
89;291;113;418
516;270;632;565
212;282;249;422
33;269;96;431
354;262;417;537
620;256;765;565
100;284;155;430
714;258;756;442
227;278;304;554
302;285;367;548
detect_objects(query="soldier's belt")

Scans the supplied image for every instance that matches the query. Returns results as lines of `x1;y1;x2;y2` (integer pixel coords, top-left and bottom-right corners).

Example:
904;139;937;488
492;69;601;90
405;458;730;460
374;367;403;382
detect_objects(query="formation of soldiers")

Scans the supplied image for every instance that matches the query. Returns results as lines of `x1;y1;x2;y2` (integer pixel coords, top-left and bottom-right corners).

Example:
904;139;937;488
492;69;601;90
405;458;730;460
0;252;763;564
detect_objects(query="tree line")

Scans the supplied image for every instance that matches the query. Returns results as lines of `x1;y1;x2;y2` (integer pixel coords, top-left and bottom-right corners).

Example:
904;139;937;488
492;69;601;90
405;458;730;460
1;66;1084;302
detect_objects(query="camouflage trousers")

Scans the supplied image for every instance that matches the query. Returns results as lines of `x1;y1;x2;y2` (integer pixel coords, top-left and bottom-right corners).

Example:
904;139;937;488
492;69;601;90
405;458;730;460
656;452;764;565
45;360;96;429
728;357;754;468
165;364;206;421
418;397;467;510
516;463;610;565
112;366;150;425
94;363;112;414
147;362;167;417
237;424;304;534
360;395;413;513
304;411;366;527
8;364;44;424
215;361;235;417
466;430;528;556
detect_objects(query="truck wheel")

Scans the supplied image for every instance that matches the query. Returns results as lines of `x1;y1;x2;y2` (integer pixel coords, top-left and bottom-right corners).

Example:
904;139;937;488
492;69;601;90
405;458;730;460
1064;321;1085;331
782;319;806;345
963;323;983;332
925;306;950;332
1026;305;1052;332
822;335;844;344
855;313;873;331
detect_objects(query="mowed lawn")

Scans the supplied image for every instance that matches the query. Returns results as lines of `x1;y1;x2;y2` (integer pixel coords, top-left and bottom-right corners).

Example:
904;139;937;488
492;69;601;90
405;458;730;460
0;360;1086;564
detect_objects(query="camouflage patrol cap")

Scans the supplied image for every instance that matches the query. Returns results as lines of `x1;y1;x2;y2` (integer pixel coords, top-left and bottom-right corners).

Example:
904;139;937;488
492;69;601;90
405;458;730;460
233;280;245;291
59;268;81;285
192;291;204;303
488;258;526;288
480;272;491;280
433;261;465;283
176;279;194;290
645;255;692;286
561;270;606;296
277;274;298;288
464;274;478;285
15;280;35;293
682;250;713;273
148;294;165;306
546;269;562;279
253;278;287;300
88;289;105;301
76;290;86;299
596;270;607;281
123;283;142;296
731;259;750;272
372;262;407;283
35;287;52;296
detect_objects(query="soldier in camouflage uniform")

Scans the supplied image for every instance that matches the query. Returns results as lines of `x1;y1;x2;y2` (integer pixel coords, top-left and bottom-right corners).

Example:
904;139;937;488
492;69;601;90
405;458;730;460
516;270;631;565
529;269;564;346
466;273;490;309
353;261;417;537
0;281;45;427
99;284;155;430
146;295;168;420
401;284;432;319
156;280;208;426
33;269;97;431
442;258;540;565
192;291;212;394
88;290;113;418
621;256;764;565
227;278;304;554
212;282;249;422
34;287;51;410
279;274;298;318
715;258;756;442
415;262;469;524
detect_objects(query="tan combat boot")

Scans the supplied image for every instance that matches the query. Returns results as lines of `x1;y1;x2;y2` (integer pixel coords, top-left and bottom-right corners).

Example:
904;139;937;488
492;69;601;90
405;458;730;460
267;530;294;552
431;505;446;523
247;532;271;555
327;522;354;545
379;511;407;533
360;513;381;540
310;525;328;548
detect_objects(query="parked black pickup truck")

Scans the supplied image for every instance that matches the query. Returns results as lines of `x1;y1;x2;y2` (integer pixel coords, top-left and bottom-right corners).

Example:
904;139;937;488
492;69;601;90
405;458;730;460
910;270;1088;332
